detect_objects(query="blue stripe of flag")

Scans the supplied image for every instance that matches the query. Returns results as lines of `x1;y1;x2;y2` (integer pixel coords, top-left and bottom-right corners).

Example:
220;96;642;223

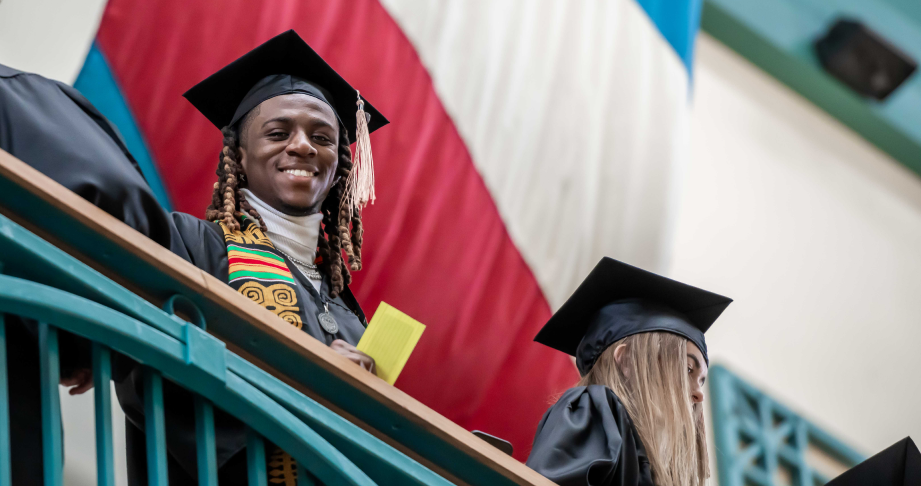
634;0;704;74
74;42;173;211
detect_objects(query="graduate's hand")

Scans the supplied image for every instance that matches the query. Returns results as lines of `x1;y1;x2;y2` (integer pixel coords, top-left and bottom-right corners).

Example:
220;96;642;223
330;339;376;375
61;368;94;395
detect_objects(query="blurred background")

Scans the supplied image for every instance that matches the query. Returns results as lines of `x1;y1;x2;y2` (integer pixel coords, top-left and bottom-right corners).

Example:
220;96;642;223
2;0;920;484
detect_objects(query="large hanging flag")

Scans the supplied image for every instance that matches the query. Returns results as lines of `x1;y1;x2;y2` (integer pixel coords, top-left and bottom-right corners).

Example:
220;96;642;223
74;0;702;459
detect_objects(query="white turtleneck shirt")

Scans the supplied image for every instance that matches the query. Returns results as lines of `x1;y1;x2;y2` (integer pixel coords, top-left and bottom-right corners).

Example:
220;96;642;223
239;188;324;292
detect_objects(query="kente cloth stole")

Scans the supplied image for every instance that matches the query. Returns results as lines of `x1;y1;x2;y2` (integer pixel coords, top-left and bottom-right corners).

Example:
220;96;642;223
268;446;301;485
219;218;305;484
218;216;305;329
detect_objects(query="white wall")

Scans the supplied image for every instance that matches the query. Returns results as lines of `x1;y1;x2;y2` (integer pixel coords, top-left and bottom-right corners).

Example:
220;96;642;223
0;0;106;82
682;34;921;457
61;384;129;486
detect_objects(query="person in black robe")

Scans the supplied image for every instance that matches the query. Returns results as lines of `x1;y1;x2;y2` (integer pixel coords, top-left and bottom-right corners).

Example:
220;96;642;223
113;30;389;485
826;437;920;486
0;63;173;485
526;257;733;486
0;64;172;245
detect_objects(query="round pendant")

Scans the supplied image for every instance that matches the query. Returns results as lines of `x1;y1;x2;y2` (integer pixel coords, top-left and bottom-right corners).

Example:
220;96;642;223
318;312;339;334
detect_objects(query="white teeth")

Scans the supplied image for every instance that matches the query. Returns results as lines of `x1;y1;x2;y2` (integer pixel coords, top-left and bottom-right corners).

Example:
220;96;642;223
284;169;314;177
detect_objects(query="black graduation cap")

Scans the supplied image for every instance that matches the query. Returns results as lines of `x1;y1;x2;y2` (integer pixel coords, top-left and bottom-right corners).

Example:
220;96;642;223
182;29;388;142
827;437;920;486
534;257;732;375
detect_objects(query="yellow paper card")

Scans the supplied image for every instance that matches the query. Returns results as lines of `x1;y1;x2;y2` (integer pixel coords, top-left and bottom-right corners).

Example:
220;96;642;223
357;302;426;385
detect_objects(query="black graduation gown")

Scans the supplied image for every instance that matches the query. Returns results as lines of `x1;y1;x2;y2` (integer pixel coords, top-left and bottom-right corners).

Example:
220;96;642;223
0;64;173;485
526;385;653;486
166;212;367;345
826;437;921;486
116;212;368;485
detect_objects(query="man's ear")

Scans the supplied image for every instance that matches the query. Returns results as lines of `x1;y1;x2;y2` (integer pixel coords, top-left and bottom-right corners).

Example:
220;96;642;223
238;144;248;173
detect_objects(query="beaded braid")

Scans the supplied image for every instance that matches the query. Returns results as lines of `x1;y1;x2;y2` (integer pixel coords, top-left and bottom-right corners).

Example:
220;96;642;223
204;121;364;298
319;126;363;295
336;130;363;272
320;182;347;291
347;205;362;270
205;127;248;231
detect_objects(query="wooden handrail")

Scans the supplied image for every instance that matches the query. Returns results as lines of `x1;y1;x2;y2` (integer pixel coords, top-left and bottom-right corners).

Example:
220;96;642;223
0;148;553;486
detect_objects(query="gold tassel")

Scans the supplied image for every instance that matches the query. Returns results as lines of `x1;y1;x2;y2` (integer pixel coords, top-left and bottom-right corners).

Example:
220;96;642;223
342;91;375;215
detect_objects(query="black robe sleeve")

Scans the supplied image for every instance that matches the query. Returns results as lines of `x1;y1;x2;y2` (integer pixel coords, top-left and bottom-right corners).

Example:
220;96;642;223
0;64;172;247
526;385;652;486
168;212;229;277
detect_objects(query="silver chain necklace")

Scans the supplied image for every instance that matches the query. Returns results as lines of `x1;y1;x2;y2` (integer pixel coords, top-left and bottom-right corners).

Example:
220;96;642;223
278;250;322;281
278;250;337;334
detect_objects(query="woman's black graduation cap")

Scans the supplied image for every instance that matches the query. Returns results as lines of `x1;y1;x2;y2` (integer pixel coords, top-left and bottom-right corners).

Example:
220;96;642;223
183;30;387;141
534;257;732;375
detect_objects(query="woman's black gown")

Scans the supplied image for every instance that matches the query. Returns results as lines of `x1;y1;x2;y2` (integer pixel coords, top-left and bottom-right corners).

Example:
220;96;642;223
526;385;654;486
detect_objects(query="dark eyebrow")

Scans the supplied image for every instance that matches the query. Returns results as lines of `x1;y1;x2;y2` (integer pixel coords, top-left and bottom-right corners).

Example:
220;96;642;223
262;116;293;128
687;353;701;370
312;119;336;130
261;117;336;132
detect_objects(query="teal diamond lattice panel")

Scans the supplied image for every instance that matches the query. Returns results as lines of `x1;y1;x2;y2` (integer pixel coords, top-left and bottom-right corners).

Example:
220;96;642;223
709;366;865;486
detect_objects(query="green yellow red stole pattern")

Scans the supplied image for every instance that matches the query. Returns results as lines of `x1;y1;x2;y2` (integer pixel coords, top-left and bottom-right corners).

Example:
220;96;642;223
268;446;299;485
218;216;304;329
219;216;308;483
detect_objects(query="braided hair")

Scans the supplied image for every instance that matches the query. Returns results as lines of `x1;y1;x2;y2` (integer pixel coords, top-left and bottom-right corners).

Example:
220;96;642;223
205;114;364;298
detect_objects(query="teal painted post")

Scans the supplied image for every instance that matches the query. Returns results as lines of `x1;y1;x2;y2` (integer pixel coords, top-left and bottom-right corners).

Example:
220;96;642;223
0;315;10;486
297;463;318;486
709;366;741;486
194;397;218;486
246;429;267;486
758;396;777;484
39;323;63;486
92;344;115;486
795;420;811;486
143;369;168;486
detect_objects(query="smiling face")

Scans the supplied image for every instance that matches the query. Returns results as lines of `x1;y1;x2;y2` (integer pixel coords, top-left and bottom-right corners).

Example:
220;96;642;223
238;93;340;215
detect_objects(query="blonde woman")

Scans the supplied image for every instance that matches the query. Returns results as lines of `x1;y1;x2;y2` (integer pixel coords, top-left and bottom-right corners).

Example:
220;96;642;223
526;257;732;486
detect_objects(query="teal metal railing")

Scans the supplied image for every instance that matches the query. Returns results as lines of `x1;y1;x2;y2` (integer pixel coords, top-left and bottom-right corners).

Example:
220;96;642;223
709;365;865;486
0;147;551;486
0;211;453;486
